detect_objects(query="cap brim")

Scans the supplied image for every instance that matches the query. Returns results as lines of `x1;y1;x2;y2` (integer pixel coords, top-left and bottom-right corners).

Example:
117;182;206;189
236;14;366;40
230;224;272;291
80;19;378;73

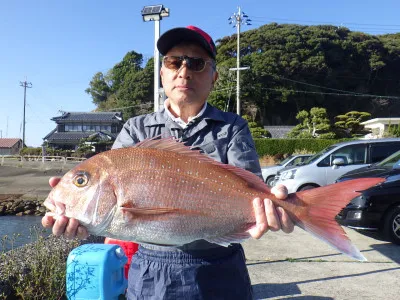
157;27;215;59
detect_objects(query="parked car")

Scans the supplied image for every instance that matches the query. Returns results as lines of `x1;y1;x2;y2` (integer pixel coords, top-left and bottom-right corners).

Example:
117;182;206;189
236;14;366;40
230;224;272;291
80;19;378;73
273;138;400;193
335;150;400;245
261;154;311;186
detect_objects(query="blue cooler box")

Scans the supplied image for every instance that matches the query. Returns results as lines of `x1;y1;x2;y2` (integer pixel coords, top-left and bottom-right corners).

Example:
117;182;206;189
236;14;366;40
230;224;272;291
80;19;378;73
66;243;128;300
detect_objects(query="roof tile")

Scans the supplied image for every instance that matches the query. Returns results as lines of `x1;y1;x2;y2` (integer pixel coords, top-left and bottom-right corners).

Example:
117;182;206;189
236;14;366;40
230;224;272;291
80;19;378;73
52;112;123;122
0;138;22;148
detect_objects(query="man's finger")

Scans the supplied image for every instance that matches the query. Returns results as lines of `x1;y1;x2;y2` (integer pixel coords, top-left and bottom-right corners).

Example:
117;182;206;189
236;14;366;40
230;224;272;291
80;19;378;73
49;177;61;188
63;218;80;240
76;226;89;240
52;215;69;237
277;207;295;233
41;214;55;228
271;184;288;200
248;197;268;239
264;198;281;231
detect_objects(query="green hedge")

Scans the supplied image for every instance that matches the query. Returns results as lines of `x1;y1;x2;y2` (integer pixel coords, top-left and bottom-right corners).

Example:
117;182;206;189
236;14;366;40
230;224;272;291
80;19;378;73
254;138;353;157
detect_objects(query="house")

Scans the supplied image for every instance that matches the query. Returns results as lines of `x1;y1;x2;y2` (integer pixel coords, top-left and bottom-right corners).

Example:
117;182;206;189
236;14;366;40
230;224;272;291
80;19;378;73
264;126;295;138
0;138;23;155
360;118;400;139
43;112;124;151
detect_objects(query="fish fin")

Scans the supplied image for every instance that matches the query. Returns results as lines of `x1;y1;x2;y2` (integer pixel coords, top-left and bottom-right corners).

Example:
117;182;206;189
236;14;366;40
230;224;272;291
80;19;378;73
205;231;252;247
291;178;384;261
134;137;270;194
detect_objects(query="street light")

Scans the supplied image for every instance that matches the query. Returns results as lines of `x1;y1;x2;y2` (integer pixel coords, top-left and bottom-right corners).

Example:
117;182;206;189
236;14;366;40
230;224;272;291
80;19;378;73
141;4;170;112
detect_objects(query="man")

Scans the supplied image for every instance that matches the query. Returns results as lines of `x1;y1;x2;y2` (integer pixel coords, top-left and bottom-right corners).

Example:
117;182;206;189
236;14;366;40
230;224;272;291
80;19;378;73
42;25;294;299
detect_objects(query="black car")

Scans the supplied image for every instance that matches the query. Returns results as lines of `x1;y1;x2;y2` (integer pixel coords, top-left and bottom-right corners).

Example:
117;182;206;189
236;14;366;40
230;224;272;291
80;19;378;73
335;150;400;245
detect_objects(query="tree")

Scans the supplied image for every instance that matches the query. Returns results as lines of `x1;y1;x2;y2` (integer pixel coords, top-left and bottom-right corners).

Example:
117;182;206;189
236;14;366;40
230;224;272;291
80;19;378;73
86;24;400;125
242;115;270;138
85;72;112;105
384;123;400;138
334;111;371;137
287;107;336;139
87;52;153;119
216;24;400;126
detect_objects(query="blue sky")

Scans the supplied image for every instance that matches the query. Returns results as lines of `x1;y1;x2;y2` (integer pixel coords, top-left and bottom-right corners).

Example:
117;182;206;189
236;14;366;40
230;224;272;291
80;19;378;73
1;0;399;147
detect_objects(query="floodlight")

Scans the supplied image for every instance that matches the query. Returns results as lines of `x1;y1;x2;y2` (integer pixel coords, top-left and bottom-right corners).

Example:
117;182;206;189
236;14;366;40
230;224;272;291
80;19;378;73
141;5;169;22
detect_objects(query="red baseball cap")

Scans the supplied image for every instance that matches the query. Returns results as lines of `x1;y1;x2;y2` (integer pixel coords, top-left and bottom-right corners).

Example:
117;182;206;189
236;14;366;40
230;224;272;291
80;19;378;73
157;25;217;59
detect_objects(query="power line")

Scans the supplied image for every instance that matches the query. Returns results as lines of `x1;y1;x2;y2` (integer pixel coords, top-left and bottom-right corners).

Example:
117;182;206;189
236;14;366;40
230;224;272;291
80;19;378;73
104;105;136;111
248;15;400;27
218;83;400;99
88;87;400;114
276;76;362;95
258;87;400;99
248;16;400;33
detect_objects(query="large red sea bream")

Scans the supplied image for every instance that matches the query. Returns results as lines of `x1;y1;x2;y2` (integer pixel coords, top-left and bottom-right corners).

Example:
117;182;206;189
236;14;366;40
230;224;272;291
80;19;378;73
44;138;384;261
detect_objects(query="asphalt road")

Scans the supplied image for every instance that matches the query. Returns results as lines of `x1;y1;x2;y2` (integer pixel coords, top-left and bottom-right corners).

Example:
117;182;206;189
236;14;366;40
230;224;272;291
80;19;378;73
243;227;400;299
1;165;399;299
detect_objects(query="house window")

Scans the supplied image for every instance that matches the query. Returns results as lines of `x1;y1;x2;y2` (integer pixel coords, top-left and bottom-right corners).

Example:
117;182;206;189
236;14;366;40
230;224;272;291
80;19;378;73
65;124;82;131
100;125;111;131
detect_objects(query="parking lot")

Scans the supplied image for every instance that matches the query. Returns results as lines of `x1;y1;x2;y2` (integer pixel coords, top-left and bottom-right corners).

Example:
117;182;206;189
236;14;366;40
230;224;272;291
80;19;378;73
1;164;399;299
243;227;400;299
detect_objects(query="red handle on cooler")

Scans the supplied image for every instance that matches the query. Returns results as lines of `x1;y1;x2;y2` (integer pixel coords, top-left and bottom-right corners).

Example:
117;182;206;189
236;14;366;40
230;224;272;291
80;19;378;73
104;238;139;279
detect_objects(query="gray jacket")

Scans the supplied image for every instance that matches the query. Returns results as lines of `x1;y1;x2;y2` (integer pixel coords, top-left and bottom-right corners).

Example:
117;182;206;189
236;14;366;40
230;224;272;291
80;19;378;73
112;104;262;252
112;104;262;178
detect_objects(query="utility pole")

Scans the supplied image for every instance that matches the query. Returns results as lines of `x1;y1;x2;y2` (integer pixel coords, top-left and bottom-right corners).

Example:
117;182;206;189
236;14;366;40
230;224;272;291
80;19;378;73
19;80;32;147
228;7;251;116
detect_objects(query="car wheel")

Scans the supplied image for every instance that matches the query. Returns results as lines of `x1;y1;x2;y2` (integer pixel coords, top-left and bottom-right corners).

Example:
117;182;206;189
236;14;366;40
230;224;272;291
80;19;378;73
266;176;275;187
298;185;317;191
383;206;400;245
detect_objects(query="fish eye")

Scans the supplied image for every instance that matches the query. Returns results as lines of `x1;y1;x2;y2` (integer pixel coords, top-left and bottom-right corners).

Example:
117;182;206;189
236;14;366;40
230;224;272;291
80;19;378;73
73;172;89;187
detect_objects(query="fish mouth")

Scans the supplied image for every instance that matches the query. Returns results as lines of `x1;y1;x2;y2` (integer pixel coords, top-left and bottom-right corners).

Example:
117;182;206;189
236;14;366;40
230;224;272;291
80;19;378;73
44;197;66;217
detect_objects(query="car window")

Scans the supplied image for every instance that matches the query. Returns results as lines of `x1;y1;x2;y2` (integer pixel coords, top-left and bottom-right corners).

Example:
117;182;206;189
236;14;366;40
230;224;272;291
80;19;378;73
306;145;337;165
376;150;400;168
279;156;293;166
287;157;303;167
370;143;400;164
317;144;367;167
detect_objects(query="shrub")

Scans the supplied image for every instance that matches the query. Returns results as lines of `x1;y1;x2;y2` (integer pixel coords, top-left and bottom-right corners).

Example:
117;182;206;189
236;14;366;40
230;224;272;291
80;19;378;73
254;138;352;157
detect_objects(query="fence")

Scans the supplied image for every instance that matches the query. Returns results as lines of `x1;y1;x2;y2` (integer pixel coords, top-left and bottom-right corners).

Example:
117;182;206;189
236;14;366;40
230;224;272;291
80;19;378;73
0;155;86;170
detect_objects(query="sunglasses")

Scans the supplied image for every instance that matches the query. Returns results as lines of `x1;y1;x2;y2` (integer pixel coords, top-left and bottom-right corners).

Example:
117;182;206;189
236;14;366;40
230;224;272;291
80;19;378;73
163;55;214;72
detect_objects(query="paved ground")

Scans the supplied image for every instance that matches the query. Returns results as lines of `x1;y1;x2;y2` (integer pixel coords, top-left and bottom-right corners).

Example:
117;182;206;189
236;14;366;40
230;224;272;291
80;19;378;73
0;165;67;199
1;165;399;299
243;228;400;299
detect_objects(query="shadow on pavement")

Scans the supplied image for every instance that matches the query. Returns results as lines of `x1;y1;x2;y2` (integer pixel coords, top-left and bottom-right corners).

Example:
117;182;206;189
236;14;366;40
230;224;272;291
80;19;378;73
252;283;333;299
371;243;400;263
252;267;399;299
247;240;399;265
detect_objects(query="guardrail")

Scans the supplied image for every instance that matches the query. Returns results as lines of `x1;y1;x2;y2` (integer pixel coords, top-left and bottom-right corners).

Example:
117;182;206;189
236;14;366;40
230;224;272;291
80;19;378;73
0;155;86;168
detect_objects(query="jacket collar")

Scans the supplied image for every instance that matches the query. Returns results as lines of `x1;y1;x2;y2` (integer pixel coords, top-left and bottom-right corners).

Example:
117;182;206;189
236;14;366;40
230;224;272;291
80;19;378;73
143;103;225;127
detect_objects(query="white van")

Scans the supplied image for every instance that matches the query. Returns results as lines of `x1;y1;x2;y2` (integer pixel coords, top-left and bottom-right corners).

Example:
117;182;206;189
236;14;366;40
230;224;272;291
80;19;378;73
273;138;400;193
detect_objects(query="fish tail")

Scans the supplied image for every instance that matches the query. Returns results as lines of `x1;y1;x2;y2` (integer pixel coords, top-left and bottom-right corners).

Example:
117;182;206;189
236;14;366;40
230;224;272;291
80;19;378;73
287;178;384;261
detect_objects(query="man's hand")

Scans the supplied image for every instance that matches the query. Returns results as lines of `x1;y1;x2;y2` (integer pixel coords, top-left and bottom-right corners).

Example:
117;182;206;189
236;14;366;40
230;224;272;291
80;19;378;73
248;184;295;239
41;177;89;240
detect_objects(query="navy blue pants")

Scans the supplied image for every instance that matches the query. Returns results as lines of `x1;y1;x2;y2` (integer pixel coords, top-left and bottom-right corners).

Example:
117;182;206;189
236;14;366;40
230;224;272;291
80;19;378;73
126;244;253;300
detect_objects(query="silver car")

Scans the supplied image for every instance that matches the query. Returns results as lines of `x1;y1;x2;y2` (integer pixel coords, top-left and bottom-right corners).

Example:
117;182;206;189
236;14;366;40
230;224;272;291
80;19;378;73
261;154;311;186
274;138;400;193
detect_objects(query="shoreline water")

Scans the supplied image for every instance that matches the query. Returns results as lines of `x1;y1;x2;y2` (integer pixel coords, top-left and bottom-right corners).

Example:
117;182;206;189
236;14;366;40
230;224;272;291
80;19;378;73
0;215;48;252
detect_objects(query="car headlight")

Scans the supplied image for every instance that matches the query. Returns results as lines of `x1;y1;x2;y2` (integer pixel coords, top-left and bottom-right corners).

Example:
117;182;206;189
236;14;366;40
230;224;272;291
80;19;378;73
280;169;297;181
347;194;367;208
